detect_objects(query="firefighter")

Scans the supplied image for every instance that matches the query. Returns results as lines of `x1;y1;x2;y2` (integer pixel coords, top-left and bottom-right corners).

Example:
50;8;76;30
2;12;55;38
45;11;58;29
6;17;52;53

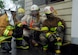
17;7;28;49
17;7;25;21
40;6;66;54
0;0;23;52
21;4;46;49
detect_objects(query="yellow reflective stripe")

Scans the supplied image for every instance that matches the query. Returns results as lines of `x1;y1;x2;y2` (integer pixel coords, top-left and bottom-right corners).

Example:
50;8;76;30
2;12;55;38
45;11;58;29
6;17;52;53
16;38;23;40
16;46;29;49
46;32;51;38
41;27;49;31
2;41;11;43
16;46;22;48
55;50;61;54
17;23;22;27
21;46;29;49
3;29;9;36
43;45;48;48
50;27;57;32
55;42;62;46
34;43;38;46
58;21;64;28
6;26;14;30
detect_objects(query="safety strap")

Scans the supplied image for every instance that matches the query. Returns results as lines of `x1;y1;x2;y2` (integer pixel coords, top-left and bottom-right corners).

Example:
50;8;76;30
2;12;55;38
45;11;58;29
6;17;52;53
30;20;34;28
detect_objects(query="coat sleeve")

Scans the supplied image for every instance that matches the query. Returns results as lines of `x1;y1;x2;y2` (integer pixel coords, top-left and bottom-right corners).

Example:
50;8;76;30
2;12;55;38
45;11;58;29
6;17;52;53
21;15;32;25
0;14;13;36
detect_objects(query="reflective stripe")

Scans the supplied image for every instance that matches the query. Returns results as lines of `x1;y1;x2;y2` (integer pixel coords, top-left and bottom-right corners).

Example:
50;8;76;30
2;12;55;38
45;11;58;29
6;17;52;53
16;38;23;40
43;45;48;48
58;21;64;28
17;23;22;27
16;46;29;49
4;25;14;36
34;43;38;46
2;41;11;43
46;32;51;38
50;27;57;32
0;45;1;48
41;27;49;31
3;29;9;36
0;36;12;42
6;26;14;30
21;46;29;49
55;50;61;54
16;46;22;48
55;42;62;46
43;45;48;50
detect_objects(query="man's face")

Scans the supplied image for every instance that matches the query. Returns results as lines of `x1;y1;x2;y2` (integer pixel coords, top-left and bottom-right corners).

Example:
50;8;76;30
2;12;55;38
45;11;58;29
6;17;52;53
31;10;39;17
11;11;16;18
46;13;54;19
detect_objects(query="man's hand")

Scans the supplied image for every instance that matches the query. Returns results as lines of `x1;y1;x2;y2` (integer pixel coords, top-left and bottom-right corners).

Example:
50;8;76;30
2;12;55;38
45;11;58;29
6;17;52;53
23;25;30;30
57;26;63;32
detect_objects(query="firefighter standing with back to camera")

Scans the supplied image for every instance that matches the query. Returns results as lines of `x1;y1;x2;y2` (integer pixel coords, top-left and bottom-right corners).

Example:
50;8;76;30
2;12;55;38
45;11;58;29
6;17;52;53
40;6;66;54
21;4;46;49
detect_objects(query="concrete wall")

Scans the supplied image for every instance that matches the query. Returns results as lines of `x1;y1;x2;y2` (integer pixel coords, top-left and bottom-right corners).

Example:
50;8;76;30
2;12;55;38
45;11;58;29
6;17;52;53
25;0;72;41
25;0;33;14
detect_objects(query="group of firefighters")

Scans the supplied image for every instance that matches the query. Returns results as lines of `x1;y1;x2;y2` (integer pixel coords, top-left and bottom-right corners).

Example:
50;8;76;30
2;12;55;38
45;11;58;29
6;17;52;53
0;0;66;54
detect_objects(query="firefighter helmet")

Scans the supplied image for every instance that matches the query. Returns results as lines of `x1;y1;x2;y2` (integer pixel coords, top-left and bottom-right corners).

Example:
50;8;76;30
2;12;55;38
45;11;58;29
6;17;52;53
3;0;17;11
4;3;17;11
30;4;40;11
44;6;57;15
17;7;25;14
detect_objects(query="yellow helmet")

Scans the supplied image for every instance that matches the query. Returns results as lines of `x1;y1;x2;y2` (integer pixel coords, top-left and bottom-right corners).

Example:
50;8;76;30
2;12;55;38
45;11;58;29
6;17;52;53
17;8;25;14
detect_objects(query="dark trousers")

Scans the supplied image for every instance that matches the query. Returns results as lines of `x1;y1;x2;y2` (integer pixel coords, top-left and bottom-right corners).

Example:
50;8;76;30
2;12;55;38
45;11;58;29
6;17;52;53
15;37;23;47
23;36;30;46
1;38;12;51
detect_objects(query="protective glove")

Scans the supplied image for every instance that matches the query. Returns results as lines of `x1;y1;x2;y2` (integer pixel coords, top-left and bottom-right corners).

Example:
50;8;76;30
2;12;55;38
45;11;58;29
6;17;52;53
48;34;56;42
12;25;23;38
23;25;30;30
57;26;63;32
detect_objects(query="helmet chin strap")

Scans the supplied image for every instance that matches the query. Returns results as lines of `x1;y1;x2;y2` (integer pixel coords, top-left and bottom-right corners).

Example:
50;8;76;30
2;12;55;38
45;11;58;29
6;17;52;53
6;10;15;26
